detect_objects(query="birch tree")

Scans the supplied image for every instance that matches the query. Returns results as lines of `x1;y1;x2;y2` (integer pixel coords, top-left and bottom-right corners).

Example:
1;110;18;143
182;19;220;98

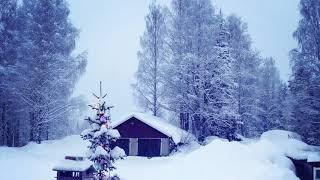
133;2;168;117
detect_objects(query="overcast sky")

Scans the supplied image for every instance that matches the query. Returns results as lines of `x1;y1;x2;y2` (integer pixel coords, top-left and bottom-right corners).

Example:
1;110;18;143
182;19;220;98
67;0;300;120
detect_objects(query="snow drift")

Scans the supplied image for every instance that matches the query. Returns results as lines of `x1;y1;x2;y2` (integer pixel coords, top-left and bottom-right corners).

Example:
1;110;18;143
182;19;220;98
0;130;319;180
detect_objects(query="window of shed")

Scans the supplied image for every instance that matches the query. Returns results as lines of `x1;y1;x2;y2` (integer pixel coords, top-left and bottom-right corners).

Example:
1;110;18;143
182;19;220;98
315;167;320;180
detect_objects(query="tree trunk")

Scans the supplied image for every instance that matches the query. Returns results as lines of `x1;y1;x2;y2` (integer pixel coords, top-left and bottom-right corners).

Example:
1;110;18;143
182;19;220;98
29;112;35;142
0;103;5;146
1;103;8;146
46;125;49;140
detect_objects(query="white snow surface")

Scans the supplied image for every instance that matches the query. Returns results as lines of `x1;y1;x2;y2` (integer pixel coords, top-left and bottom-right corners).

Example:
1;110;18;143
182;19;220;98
0;130;319;180
261;130;302;141
53;159;92;172
93;125;120;138
113;112;194;144
0;135;89;180
111;146;126;160
93;146;109;157
107;129;121;138
81;128;92;136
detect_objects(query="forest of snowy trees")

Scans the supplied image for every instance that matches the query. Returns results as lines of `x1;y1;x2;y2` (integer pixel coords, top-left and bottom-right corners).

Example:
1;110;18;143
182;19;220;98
134;0;320;145
0;0;319;147
0;0;87;146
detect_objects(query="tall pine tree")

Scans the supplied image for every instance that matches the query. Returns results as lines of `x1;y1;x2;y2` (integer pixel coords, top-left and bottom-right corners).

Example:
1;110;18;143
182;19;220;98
18;0;87;143
226;15;261;137
289;0;320;145
205;13;238;140
0;0;22;147
257;58;282;133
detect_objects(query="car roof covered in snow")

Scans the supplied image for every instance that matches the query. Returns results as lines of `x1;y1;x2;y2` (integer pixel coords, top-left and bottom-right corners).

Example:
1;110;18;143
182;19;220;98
52;159;93;172
112;112;194;144
261;130;320;162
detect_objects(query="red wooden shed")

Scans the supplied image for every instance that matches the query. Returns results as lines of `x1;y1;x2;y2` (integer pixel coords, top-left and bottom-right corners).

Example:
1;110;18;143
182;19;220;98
112;113;192;157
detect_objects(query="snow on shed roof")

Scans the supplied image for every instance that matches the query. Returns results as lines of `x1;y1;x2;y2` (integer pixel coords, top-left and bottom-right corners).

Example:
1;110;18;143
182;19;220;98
308;152;320;162
112;112;194;144
52;159;93;172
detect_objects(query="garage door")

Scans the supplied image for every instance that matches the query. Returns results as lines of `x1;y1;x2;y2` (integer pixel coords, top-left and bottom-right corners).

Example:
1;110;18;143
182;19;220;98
138;138;161;157
116;138;129;156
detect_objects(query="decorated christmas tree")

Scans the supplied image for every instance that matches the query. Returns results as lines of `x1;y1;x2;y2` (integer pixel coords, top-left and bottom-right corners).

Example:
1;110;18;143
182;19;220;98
81;81;125;180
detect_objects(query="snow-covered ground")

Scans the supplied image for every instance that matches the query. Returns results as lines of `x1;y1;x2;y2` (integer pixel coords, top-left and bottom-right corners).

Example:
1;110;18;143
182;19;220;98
0;136;89;180
0;130;319;180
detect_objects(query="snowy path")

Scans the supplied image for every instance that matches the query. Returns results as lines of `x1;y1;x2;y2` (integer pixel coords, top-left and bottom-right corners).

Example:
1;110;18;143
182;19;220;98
0;131;314;180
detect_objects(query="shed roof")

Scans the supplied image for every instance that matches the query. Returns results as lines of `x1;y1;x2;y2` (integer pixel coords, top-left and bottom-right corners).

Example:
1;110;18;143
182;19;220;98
308;152;320;162
112;113;194;144
52;159;93;172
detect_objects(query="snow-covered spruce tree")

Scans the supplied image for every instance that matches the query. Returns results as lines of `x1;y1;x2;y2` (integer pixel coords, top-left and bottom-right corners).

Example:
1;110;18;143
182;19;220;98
164;0;218;138
226;15;262;137
81;82;124;180
289;0;320;145
163;0;240;140
163;0;194;132
133;2;168;117
0;0;22;146
18;0;87;143
277;82;294;131
205;13;239;141
257;58;283;133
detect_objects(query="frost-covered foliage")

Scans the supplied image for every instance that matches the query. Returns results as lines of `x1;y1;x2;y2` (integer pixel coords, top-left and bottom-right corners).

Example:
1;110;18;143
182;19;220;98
135;0;288;141
289;0;320;145
162;0;240;140
205;13;238;140
226;15;261;137
133;2;168;117
257;58;283;133
0;0;23;147
0;0;87;146
81;83;124;180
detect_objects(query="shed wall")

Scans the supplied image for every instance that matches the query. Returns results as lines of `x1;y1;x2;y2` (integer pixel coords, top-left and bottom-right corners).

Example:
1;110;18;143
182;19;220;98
114;117;174;157
114;117;168;138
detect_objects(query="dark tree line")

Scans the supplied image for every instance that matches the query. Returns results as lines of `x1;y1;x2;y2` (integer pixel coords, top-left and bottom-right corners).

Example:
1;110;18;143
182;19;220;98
0;0;87;146
134;0;320;145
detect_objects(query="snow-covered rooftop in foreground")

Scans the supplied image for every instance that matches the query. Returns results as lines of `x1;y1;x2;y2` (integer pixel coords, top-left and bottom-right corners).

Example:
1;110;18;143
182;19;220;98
52;159;92;172
260;130;320;161
112;112;193;144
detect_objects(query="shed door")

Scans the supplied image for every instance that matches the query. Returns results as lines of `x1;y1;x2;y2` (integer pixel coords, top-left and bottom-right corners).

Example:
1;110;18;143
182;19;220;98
116;138;129;156
138;138;161;157
315;167;320;180
160;138;170;156
129;138;138;156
